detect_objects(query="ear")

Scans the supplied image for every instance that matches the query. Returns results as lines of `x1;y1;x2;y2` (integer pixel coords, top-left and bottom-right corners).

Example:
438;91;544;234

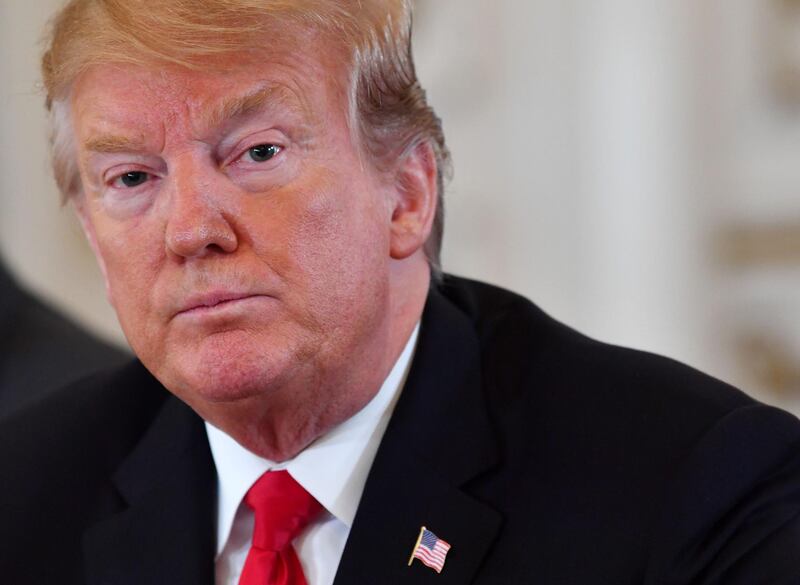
72;198;113;304
389;141;438;260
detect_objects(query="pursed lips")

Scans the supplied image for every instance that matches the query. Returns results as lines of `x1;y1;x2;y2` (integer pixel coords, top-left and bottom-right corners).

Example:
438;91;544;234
174;292;266;318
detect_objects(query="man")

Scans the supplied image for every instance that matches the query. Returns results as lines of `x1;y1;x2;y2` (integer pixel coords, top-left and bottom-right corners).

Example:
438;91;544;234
1;1;799;584
0;257;128;415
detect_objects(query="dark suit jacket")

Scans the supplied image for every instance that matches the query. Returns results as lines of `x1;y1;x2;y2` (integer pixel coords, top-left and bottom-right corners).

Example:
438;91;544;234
0;261;129;416
1;276;799;584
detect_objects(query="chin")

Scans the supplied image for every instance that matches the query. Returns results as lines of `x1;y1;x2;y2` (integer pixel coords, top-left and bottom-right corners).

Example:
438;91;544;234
162;331;302;405
183;369;274;404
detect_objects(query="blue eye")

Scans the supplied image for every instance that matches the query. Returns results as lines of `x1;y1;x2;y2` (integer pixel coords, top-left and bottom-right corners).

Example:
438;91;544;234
248;144;281;162
119;171;149;187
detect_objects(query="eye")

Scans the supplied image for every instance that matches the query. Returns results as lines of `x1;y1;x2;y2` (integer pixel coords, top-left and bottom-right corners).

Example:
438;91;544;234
114;171;150;188
247;144;281;163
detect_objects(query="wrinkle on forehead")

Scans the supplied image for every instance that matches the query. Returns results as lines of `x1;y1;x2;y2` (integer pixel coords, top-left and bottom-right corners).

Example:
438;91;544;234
74;54;333;154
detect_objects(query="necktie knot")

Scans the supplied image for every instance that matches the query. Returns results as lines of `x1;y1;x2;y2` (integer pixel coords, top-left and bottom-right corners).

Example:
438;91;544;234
244;470;322;552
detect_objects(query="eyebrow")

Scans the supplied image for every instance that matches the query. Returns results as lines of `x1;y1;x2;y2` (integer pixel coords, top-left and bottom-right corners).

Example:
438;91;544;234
84;135;149;154
205;83;314;130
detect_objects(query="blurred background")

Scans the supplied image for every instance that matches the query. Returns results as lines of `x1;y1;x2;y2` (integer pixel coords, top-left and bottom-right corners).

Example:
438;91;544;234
1;0;799;415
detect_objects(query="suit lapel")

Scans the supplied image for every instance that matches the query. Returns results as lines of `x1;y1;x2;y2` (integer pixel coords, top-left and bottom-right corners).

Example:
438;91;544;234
334;288;502;585
83;394;217;585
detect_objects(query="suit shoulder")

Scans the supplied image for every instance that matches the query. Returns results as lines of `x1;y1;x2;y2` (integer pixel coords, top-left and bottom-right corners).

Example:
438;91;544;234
0;286;130;413
438;274;780;444
0;360;167;473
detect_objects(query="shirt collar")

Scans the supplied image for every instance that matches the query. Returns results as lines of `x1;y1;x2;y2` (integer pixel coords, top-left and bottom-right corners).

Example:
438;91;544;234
206;323;419;556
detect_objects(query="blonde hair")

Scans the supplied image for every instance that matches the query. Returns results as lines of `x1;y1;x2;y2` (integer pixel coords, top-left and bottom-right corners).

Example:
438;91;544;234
41;0;450;273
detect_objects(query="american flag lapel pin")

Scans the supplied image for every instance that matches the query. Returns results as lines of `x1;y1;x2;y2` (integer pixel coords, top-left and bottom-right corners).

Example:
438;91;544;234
408;526;451;574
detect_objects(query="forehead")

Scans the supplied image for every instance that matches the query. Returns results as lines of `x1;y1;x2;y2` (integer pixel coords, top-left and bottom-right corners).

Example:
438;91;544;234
70;37;347;139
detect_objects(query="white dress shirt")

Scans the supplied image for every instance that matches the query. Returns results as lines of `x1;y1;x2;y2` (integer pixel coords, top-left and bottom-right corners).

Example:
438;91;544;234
206;324;419;585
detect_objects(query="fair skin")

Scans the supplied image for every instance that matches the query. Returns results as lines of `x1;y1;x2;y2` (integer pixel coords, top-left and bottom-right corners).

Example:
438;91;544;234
69;35;437;461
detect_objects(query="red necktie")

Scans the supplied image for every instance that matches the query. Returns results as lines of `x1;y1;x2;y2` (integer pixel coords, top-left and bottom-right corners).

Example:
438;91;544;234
239;470;323;585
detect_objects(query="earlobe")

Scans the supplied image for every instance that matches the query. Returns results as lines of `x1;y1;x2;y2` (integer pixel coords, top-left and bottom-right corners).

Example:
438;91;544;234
389;141;438;260
72;198;113;304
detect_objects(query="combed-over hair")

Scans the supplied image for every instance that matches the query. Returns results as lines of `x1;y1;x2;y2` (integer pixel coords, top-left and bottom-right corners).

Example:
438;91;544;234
41;0;450;274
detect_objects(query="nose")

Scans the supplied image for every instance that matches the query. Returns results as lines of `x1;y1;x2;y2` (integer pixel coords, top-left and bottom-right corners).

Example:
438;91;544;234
164;158;238;259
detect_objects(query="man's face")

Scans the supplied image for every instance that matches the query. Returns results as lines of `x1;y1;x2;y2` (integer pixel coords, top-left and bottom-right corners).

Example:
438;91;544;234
71;38;396;417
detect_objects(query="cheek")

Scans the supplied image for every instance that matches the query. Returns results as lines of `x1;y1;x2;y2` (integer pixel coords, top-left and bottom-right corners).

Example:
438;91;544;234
96;218;164;327
295;191;352;263
290;178;389;305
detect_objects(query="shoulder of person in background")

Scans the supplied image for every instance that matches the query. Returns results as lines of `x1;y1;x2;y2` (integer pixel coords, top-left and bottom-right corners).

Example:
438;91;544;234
0;260;130;417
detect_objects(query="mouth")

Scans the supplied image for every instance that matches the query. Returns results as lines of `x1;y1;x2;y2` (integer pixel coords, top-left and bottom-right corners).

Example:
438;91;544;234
175;292;265;318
